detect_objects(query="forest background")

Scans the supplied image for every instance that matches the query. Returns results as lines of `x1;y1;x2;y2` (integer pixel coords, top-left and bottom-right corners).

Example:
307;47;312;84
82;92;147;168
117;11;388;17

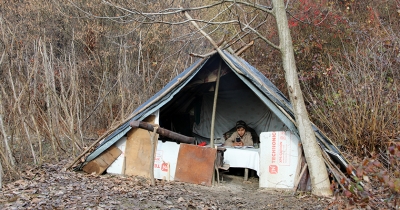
0;0;399;191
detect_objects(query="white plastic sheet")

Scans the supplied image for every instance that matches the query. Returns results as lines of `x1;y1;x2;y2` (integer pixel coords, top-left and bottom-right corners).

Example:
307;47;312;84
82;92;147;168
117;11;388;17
153;140;181;181
106;137;127;174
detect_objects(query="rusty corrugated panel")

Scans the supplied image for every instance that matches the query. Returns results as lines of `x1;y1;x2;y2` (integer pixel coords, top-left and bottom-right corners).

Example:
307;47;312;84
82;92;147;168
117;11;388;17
174;144;216;186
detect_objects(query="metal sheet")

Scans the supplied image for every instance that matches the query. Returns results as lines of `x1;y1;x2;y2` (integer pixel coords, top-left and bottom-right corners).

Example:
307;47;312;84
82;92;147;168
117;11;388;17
85;125;131;163
85;59;207;163
174;144;217;186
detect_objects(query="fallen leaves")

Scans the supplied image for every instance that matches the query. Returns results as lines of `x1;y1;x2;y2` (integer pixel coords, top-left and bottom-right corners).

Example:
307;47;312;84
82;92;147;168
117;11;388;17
0;160;330;209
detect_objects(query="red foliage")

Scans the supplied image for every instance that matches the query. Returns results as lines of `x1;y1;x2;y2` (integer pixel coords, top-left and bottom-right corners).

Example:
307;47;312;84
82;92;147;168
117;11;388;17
337;143;400;208
288;0;332;28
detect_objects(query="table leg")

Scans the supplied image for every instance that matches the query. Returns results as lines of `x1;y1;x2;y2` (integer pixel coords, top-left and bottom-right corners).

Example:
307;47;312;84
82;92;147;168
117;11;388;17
215;165;220;184
244;168;249;181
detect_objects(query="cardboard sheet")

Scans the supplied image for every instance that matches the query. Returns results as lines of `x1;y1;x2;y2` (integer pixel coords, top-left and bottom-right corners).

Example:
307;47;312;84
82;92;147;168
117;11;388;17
124;115;157;177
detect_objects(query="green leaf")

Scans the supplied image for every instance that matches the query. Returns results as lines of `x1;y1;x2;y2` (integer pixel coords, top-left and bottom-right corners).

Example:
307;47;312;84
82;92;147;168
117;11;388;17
349;185;355;194
356;184;363;191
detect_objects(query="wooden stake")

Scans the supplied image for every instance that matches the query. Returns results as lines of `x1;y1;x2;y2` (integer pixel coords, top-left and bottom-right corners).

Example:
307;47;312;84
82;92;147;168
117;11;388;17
150;126;159;186
122;156;126;175
293;163;308;193
210;61;221;149
293;144;303;188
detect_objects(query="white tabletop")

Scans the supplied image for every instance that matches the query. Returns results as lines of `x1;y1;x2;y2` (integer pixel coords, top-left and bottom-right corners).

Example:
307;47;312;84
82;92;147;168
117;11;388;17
223;147;260;176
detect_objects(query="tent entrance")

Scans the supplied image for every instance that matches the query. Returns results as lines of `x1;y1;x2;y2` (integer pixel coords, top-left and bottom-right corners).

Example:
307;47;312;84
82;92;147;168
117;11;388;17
158;58;287;144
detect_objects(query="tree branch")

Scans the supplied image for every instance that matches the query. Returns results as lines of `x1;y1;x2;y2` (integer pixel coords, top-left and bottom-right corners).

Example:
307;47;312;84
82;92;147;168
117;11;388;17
222;0;273;14
68;0;273;25
243;24;280;50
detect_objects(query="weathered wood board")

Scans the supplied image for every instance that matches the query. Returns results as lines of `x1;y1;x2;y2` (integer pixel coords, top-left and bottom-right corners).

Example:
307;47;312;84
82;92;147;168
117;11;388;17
124;115;157;177
174;144;217;186
82;145;122;175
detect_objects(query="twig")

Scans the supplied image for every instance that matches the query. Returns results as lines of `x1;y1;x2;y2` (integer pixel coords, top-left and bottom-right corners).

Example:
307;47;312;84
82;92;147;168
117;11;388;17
80;81;118;131
235;40;254;55
293;163;307;194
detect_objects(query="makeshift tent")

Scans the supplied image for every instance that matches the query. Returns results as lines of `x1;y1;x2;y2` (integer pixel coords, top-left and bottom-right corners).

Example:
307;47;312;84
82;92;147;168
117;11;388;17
73;50;349;183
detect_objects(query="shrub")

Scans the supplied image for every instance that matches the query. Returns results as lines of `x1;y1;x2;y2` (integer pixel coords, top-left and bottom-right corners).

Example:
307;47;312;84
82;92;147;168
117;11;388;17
335;142;400;209
303;37;399;156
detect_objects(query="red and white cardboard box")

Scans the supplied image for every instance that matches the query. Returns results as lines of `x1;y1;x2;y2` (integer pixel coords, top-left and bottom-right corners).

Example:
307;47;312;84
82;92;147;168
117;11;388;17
259;131;300;189
153;140;180;181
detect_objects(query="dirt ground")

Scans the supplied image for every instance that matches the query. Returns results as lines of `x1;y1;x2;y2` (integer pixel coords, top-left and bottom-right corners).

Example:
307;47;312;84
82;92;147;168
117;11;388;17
0;160;334;209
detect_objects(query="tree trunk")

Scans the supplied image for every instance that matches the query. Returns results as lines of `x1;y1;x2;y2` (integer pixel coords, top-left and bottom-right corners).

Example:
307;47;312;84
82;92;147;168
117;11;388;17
0;97;15;167
272;0;332;196
0;155;3;189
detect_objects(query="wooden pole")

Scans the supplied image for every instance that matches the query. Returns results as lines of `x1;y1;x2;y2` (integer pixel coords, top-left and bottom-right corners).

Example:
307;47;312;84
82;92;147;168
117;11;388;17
293;144;303;188
130;120;194;143
150;126;159;186
210;61;222;148
293;163;308;193
210;57;222;187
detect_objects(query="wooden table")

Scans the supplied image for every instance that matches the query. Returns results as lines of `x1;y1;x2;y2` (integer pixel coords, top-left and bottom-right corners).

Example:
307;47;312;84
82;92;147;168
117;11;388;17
223;147;260;181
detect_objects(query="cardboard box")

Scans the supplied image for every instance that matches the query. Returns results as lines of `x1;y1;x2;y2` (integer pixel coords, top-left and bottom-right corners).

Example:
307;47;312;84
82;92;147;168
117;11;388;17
259;131;299;189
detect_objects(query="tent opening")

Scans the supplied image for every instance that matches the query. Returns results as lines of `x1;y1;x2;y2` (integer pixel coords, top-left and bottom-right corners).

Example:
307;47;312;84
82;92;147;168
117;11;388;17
158;56;288;145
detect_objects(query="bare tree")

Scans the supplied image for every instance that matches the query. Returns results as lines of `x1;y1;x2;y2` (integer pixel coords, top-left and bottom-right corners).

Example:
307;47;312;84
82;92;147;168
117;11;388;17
0;17;16;168
271;0;331;197
0;155;2;189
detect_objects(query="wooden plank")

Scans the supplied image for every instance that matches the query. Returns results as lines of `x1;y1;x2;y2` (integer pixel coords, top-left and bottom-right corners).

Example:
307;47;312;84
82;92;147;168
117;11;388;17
219;164;230;170
293;144;304;190
124;115;156;177
175;144;217;186
293;163;308;192
299;158;310;191
82;145;122;175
